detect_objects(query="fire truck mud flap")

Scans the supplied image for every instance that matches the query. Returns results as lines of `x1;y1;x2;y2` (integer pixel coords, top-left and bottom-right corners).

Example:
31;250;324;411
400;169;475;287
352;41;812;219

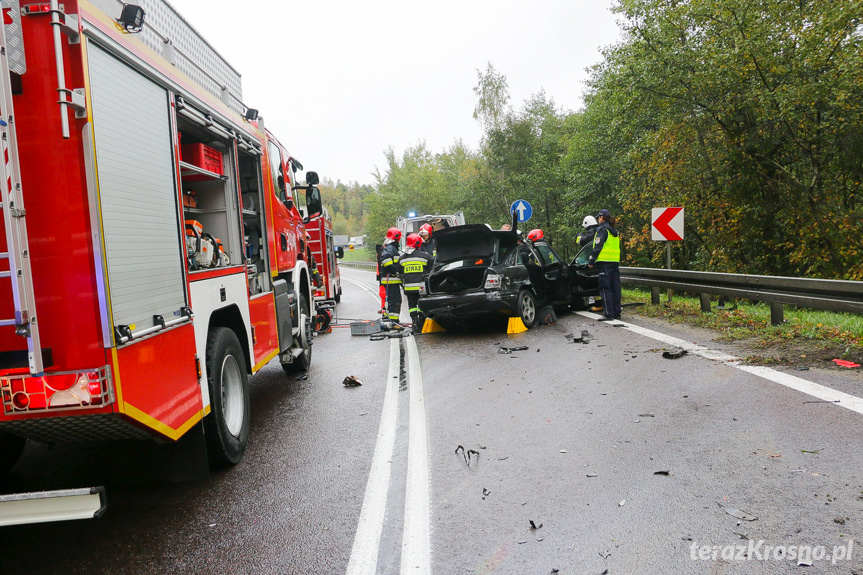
280;292;313;372
0;487;107;527
273;279;294;352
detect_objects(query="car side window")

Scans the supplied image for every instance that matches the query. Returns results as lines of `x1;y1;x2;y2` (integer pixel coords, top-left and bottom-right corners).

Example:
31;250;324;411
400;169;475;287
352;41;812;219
535;244;559;265
574;243;592;265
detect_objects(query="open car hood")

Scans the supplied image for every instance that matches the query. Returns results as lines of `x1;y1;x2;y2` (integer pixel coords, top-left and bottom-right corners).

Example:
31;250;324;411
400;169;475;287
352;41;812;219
433;224;498;264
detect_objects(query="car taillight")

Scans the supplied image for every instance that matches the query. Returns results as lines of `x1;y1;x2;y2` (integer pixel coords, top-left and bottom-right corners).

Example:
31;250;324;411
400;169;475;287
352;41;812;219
484;273;502;290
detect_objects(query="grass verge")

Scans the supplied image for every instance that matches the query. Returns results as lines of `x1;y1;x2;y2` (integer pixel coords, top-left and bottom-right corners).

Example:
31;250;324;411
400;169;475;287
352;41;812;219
621;287;863;368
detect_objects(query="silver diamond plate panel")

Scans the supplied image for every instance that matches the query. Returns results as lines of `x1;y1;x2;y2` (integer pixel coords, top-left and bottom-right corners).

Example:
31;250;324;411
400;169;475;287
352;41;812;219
2;0;26;74
88;0;243;114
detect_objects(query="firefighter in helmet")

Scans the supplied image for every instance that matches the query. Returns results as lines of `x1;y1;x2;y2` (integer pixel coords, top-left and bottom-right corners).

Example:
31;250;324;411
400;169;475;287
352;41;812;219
521;228;546;299
378;227;403;326
576;215;598;248
400;233;434;333
418;223;436;256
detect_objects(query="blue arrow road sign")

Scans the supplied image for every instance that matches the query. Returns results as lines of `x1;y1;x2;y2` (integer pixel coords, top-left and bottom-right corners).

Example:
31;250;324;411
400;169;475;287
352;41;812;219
510;199;533;223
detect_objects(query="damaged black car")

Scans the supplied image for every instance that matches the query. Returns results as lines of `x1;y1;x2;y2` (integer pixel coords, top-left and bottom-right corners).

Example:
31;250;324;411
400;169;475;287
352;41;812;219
418;224;600;329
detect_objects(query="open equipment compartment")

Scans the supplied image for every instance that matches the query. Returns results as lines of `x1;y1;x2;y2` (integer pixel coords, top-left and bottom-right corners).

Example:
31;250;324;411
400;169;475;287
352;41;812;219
176;101;242;273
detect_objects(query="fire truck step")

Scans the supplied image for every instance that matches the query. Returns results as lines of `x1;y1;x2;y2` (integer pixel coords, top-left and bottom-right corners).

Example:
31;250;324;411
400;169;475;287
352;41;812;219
0;487;107;527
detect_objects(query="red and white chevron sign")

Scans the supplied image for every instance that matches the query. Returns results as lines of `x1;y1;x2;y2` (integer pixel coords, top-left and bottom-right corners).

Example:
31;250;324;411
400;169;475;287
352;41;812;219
651;207;684;241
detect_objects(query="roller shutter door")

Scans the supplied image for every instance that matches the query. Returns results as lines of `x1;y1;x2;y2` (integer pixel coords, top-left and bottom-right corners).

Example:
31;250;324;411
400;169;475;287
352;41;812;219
87;43;186;337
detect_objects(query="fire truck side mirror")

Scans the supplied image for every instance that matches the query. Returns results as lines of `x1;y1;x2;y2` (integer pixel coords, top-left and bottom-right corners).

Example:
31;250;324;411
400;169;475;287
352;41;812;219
305;186;322;219
306;171;320;186
335;247;345;259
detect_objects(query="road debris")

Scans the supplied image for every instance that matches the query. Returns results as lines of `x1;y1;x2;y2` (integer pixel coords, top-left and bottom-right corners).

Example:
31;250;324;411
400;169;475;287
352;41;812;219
803;400;840;404
638;413;655;418
662;347;688;359
586;473;598;478
498;345;529;354
455;445;480;466
296;374;308;381
530;520;543;530
482;488;491;500
832;359;860;368
653;470;671;476
619;500;626;507
724;507;758;521
342;375;363;387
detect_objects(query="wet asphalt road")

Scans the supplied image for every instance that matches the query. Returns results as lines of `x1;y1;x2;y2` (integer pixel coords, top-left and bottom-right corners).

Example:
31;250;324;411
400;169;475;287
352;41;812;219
1;267;863;574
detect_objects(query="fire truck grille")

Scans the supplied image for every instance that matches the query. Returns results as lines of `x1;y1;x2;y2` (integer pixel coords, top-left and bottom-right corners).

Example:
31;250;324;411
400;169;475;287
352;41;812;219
0;413;154;443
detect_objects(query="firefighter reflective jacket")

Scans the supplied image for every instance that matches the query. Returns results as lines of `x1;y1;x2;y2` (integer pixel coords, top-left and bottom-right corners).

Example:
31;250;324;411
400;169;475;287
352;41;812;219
379;242;402;284
400;248;433;291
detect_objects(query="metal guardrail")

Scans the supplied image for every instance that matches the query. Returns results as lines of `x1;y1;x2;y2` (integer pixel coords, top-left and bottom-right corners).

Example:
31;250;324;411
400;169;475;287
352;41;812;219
339;261;377;271
620;267;863;324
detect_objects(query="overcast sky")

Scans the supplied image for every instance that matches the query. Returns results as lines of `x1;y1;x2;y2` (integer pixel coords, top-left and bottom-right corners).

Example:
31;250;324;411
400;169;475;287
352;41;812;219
164;0;622;185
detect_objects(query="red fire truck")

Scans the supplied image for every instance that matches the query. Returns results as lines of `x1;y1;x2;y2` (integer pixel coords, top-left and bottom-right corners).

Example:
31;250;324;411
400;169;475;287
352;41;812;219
0;0;321;523
305;207;342;331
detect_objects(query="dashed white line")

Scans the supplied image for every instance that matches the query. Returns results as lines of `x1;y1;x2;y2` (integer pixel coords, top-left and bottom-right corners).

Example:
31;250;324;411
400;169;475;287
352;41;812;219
580;311;863;416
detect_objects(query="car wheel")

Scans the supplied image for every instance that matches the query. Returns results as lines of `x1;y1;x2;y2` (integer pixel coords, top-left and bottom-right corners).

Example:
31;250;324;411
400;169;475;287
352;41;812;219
517;289;538;328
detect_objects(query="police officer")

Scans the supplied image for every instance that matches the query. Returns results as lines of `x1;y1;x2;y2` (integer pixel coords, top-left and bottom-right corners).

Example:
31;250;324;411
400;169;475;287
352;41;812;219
378;228;403;327
587;209;622;321
418;223;436;256
400;233;434;333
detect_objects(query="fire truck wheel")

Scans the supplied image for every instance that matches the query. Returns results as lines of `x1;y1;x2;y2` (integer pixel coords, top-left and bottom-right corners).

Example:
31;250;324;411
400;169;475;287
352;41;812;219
0;432;26;475
204;327;250;468
334;286;341;303
282;293;313;373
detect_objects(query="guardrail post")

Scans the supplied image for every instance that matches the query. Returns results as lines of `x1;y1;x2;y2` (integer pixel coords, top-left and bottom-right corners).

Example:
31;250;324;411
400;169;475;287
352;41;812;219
700;293;711;313
770;302;784;326
651;287;660;305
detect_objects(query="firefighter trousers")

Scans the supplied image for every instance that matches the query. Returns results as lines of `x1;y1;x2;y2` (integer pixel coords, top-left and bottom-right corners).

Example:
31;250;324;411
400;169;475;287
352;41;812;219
385;283;402;322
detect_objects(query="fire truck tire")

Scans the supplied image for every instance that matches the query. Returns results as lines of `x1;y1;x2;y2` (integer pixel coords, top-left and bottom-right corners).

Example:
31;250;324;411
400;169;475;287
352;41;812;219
335;286;341;303
204;328;250;468
0;432;26;475
282;293;313;373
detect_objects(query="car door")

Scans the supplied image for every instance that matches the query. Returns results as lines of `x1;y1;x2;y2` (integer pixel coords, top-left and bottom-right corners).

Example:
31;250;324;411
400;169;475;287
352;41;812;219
534;243;571;303
568;243;600;297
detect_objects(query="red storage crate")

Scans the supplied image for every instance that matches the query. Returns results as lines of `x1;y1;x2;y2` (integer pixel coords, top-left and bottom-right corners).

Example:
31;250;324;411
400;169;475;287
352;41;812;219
181;143;223;175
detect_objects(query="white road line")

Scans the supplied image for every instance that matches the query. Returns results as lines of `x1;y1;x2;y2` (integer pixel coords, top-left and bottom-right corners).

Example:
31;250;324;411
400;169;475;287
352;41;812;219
402;335;432;574
580;311;863;416
346;338;401;575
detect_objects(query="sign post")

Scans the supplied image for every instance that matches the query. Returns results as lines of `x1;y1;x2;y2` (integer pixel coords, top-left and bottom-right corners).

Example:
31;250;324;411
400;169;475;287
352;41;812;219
651;207;684;302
